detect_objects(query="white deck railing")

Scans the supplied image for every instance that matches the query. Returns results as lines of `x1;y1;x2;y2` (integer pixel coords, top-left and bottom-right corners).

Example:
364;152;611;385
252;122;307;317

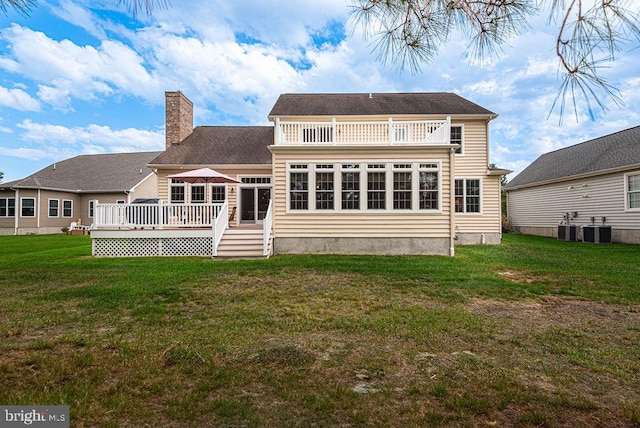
94;202;225;229
262;200;273;256
212;201;229;257
274;117;451;145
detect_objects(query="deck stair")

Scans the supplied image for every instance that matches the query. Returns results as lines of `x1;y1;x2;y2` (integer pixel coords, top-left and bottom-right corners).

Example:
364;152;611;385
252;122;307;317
216;226;269;258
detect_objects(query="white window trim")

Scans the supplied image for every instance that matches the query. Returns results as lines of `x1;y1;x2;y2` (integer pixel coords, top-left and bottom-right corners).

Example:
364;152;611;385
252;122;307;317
0;197;16;218
451;124;464;156
285;161;442;214
88;199;98;219
20;197;36;218
624;172;640;212
455;177;483;215
168;178;186;203
62;199;73;218
48;198;60;218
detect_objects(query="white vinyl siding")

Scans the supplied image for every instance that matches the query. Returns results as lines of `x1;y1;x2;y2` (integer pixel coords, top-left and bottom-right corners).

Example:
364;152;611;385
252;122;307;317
508;171;640;230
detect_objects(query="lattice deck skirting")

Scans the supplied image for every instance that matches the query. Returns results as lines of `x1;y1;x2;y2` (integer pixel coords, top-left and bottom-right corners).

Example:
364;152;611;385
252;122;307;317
91;229;215;257
93;237;213;257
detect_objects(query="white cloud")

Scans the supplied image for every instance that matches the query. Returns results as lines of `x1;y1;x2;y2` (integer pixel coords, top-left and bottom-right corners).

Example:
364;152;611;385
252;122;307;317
16;120;164;152
0;85;41;111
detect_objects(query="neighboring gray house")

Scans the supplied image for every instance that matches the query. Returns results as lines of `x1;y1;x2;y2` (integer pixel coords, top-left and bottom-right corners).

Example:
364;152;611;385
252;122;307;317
504;125;640;243
0;151;161;235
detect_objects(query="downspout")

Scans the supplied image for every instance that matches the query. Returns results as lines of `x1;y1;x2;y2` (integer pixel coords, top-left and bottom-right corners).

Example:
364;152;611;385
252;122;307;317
449;146;456;257
37;188;41;231
12;188;18;235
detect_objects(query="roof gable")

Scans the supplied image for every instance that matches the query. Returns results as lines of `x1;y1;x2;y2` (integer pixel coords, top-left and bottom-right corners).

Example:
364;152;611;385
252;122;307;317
505;125;640;189
149;126;273;166
1;151;162;192
269;92;496;117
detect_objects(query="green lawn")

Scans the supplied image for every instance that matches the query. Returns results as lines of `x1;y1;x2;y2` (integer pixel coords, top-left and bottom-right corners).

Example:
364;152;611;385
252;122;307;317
1;234;638;427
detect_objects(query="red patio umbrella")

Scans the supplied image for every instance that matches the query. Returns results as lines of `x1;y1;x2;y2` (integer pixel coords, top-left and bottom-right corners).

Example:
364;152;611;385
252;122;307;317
168;167;241;184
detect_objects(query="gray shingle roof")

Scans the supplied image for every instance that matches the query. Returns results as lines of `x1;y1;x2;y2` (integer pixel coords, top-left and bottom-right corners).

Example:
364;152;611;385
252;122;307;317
269;92;496;117
505;125;640;189
1;151;162;192
149;126;273;166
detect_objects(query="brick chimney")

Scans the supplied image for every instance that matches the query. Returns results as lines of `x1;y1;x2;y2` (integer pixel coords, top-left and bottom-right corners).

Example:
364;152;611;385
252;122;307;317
165;91;193;148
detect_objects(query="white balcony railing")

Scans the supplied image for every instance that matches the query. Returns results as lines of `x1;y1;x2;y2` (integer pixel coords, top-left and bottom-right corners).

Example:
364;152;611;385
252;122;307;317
274;117;451;145
94;202;225;229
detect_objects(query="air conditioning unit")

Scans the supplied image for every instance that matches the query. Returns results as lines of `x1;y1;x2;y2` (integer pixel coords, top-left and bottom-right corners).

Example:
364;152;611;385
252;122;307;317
557;225;578;241
582;226;612;244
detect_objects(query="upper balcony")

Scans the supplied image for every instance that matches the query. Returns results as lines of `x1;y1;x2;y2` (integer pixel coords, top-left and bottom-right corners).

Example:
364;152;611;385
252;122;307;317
274;117;451;146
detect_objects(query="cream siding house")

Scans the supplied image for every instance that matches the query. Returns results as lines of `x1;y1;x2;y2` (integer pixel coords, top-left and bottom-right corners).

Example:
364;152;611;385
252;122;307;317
505;126;640;244
90;91;507;257
0;152;161;235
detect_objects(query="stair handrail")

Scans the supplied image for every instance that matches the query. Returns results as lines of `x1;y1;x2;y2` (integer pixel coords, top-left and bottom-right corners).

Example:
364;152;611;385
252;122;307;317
212;200;229;257
263;199;273;256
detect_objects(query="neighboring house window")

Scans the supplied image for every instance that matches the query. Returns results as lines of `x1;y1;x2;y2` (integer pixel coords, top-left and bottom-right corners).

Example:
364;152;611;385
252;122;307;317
367;164;386;210
341;164;360;210
21;198;35;217
393;164;413;210
455;179;481;213
303;125;333;143
0;198;15;217
88;200;98;218
116;200;126;204
48;199;59;217
211;185;226;202
62;200;73;217
315;164;335;210
451;125;463;154
627;173;640;210
170;179;185;203
419;164;439;210
290;164;309;210
191;185;205;203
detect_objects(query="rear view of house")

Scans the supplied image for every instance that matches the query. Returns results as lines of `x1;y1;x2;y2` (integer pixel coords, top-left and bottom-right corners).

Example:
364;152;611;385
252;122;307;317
505;126;640;243
93;91;506;257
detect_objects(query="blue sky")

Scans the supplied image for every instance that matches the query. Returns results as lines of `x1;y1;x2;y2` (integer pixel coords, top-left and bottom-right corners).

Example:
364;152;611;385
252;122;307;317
1;0;639;183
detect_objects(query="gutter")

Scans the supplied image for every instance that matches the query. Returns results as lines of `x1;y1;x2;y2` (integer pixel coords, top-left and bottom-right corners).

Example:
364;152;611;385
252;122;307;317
505;163;640;191
449;146;456;257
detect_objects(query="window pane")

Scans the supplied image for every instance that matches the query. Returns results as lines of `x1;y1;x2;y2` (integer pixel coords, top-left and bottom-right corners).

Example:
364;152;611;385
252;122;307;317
211;185;226;202
465;180;480;213
63;200;72;217
316;172;334;210
393;172;412;209
49;200;59;217
451;126;462;154
0;199;6;217
22;199;35;217
8;198;15;217
628;175;640;192
290;172;308;210
419;172;438;209
171;186;185;203
630;192;640;209
191;186;205;203
341;172;360;210
367;172;386;210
